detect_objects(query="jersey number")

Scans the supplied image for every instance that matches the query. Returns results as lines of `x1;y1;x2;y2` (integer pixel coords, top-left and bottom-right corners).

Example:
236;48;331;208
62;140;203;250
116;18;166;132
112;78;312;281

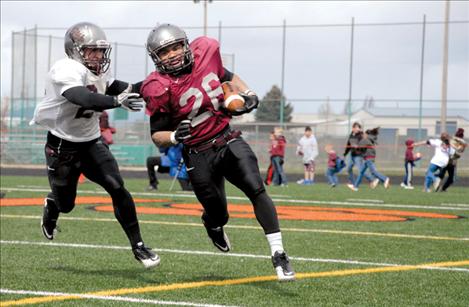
178;72;223;127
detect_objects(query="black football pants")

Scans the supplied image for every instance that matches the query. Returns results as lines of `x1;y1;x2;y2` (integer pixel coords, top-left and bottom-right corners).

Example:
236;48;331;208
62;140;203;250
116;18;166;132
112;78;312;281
183;138;280;234
44;132;142;247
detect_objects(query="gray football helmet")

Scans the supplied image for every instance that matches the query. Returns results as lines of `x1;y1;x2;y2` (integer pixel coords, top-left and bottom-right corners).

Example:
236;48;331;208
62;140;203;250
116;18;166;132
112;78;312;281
146;24;193;75
64;22;111;75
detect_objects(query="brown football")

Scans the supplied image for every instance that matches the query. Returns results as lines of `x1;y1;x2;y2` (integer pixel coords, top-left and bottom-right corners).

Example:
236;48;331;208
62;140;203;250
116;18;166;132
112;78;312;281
221;81;245;113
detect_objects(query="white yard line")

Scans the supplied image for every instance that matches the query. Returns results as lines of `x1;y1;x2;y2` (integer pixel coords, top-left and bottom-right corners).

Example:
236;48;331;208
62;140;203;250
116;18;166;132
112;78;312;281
1;240;468;273
0;289;239;307
2;214;468;242
346;199;384;203
3;187;469;211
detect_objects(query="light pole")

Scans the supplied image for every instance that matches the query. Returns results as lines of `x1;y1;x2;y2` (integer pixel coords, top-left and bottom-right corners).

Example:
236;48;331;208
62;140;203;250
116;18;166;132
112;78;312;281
194;0;213;36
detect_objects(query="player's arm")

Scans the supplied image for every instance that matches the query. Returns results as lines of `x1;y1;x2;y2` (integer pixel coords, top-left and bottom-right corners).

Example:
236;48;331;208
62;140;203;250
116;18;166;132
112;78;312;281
150;113;191;147
221;68;259;114
63;85;144;112
106;80;143;95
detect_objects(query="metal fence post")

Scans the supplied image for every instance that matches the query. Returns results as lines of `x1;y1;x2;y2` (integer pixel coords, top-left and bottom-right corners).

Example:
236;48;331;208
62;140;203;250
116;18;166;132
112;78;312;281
347;17;355;135
280;19;286;126
417;15;426;142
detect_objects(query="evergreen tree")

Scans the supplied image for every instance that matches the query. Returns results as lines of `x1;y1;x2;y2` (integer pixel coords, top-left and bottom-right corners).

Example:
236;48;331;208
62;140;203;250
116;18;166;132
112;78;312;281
255;85;293;122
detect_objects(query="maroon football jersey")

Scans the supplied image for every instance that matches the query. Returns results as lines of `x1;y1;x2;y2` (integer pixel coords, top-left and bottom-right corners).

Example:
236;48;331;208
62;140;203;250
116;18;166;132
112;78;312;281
142;37;231;146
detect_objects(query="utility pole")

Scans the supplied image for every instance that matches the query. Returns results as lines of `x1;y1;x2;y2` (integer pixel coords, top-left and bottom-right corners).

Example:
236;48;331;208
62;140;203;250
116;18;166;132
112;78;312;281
194;0;212;36
440;0;450;134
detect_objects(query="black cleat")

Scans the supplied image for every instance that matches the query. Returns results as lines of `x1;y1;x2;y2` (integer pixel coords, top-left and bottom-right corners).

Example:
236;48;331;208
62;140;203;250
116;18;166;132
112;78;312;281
204;224;231;252
41;197;59;240
272;251;295;281
133;242;160;269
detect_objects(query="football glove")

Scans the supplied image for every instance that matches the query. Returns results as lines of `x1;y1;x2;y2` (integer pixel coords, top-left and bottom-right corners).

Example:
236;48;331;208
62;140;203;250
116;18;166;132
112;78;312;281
115;92;144;112
230;90;259;116
170;120;192;144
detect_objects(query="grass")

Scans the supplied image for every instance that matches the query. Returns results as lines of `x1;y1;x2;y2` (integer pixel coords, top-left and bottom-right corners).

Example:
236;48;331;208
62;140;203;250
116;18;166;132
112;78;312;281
1;175;468;306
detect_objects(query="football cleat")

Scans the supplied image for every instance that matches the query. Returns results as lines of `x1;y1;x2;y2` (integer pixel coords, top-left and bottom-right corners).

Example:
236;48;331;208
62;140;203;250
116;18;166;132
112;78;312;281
41;197;59;240
347;184;358;192
371;178;380;189
404;185;415;190
204;224;231;252
272;251;295;281
133;242;160;269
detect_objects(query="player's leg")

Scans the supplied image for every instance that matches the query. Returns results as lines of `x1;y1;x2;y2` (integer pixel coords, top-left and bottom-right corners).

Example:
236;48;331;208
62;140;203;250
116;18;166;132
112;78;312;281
182;149;231;252
146;156;161;190
224;139;294;281
350;160;368;190
42;139;81;240
367;160;390;188
82;142;159;268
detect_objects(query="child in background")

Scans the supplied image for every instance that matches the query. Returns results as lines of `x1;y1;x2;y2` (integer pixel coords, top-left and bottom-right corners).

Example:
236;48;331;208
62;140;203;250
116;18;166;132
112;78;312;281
270;127;288;186
400;139;421;189
325;144;339;187
296;126;318;185
347;127;390;191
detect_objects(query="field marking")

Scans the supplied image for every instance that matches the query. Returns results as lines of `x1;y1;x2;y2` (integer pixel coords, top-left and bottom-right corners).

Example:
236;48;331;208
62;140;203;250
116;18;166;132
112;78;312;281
346;199;384;203
0;289;238;307
441;203;469;208
3;187;469;211
2;214;469;242
2;259;468;306
1;240;469;274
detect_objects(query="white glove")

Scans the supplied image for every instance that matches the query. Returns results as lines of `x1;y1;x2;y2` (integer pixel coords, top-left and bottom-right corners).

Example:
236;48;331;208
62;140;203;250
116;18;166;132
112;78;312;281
115;92;144;112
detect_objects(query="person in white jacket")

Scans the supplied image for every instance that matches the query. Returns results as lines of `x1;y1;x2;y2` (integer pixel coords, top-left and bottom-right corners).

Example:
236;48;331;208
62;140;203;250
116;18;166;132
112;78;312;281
296;126;318;185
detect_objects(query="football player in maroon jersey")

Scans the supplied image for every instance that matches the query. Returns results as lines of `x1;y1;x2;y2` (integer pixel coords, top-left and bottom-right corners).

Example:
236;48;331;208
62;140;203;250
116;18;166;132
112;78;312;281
141;24;294;281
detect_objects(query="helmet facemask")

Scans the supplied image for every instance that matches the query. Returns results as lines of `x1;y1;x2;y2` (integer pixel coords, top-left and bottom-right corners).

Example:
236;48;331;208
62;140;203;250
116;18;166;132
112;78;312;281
76;44;112;75
148;39;193;75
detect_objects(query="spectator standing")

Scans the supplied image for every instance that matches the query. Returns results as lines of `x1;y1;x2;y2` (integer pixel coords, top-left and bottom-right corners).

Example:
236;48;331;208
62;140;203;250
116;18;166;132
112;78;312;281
296;126;318;185
400;139;421;189
270;127;288;186
325;144;339;187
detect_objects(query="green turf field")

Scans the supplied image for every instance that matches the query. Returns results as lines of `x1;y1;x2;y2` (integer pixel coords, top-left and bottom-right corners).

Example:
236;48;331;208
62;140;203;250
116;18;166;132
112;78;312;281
1;175;468;306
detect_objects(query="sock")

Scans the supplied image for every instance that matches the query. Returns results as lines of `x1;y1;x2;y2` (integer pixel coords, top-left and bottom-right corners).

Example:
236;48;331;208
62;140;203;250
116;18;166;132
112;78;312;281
266;232;284;256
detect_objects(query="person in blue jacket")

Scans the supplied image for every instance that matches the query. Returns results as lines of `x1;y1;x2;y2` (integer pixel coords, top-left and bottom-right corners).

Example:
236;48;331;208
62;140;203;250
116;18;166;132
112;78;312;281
146;144;192;191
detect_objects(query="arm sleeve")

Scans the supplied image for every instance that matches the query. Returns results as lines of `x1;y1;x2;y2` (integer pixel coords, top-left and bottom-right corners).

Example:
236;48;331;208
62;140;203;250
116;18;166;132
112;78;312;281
62;86;117;111
220;68;234;83
344;138;351;156
106;80;144;96
150;112;172;135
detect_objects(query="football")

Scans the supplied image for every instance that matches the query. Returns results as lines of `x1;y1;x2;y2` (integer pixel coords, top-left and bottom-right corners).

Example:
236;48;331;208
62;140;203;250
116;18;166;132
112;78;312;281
221;81;245;113
414;152;422;161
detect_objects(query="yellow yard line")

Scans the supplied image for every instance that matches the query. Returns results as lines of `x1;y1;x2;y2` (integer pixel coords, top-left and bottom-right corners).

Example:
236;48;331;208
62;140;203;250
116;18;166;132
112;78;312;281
2;214;469;241
2;260;468;306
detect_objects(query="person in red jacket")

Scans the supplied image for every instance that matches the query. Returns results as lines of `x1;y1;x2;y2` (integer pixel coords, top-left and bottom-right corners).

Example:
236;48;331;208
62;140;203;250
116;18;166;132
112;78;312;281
270;127;287;186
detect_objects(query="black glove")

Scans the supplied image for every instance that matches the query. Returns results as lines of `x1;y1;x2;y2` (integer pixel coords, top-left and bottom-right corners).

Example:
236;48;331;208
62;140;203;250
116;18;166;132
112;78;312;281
230;91;259;116
172;120;192;144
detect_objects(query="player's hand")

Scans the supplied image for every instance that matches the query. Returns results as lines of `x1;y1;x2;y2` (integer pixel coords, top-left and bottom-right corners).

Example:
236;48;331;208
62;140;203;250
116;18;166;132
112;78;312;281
173;120;192;143
115;92;144;112
230;91;259;116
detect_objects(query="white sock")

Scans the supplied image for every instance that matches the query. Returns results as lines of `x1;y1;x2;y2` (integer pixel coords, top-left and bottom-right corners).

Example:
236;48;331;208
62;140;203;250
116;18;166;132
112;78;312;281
266;232;284;256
